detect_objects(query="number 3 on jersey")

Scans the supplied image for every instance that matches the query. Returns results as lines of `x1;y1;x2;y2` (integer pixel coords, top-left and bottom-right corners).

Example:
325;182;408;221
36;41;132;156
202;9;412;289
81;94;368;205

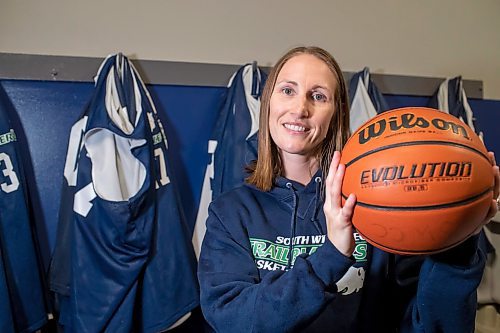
0;152;20;193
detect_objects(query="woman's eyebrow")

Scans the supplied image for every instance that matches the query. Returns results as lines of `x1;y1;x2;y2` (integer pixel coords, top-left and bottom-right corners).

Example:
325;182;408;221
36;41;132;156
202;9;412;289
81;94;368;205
311;84;331;91
276;80;298;86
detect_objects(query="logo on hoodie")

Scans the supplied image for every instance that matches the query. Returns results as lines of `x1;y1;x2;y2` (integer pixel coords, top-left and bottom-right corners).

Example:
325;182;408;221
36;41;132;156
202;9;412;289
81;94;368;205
336;266;365;295
250;235;325;271
250;232;368;272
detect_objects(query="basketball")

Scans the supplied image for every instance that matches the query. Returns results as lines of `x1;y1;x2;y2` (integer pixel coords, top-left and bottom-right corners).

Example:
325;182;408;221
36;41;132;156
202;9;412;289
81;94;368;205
340;107;494;255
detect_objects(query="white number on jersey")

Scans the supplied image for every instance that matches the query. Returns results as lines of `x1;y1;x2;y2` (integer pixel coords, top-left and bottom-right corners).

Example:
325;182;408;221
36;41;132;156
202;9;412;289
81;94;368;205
154;147;170;189
0;152;20;193
64;116;88;187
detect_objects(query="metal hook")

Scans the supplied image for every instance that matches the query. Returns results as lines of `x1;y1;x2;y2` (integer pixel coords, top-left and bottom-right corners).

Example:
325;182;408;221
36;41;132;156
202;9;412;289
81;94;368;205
252;60;257;73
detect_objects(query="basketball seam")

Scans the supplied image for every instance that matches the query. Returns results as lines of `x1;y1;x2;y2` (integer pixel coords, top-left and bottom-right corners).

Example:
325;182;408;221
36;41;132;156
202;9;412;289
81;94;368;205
342;187;492;211
357;229;476;254
344;140;490;168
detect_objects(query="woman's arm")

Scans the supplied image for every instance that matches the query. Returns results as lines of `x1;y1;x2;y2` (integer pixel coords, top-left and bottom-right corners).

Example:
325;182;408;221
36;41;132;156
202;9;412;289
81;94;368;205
397;234;485;332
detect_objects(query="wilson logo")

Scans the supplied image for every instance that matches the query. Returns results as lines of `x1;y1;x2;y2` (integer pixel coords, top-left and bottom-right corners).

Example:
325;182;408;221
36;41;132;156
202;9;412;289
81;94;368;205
358;112;470;144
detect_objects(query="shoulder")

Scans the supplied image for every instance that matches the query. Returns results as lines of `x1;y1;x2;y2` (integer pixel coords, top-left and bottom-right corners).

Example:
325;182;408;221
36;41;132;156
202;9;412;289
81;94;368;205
206;183;281;232
209;183;266;214
204;185;266;243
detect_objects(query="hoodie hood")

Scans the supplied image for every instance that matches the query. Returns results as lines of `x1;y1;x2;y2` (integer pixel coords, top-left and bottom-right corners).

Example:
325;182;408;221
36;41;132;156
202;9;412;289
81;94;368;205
270;170;324;224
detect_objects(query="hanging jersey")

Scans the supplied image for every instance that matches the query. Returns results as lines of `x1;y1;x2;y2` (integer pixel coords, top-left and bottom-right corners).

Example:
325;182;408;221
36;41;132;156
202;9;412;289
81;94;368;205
193;64;267;258
428;76;483;140
49;54;198;332
348;67;389;133
50;54;155;332
0;85;48;333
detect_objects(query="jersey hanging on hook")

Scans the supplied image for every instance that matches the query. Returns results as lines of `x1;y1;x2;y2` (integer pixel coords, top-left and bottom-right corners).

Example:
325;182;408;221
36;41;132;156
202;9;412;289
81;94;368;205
0;84;48;332
193;62;267;259
348;67;389;134
49;53;198;332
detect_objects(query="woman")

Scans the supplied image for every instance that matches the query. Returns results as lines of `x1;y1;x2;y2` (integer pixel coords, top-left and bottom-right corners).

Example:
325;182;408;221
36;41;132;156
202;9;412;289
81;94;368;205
198;46;500;332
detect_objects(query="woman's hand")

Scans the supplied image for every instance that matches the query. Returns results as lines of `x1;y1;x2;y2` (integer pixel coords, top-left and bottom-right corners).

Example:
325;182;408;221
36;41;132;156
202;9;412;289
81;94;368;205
324;151;357;257
484;152;499;222
472;152;499;235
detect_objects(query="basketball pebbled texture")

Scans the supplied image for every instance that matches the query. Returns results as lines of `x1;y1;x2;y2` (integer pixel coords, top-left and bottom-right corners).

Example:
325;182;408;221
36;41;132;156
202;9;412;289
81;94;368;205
340;107;494;255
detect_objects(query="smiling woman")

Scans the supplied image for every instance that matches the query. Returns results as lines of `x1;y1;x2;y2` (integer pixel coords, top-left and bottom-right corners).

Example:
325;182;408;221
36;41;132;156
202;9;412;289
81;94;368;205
247;46;349;192
197;46;500;333
268;54;337;184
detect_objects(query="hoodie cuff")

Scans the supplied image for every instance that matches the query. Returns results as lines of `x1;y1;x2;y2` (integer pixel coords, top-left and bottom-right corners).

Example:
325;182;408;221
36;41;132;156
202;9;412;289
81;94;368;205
431;234;480;267
308;239;355;290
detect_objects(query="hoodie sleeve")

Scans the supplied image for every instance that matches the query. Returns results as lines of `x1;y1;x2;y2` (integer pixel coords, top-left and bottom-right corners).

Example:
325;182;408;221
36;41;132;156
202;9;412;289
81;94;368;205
399;234;486;333
198;206;354;333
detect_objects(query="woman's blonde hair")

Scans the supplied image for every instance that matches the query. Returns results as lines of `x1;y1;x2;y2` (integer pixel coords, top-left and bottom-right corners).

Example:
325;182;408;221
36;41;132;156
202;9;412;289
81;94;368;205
246;46;350;191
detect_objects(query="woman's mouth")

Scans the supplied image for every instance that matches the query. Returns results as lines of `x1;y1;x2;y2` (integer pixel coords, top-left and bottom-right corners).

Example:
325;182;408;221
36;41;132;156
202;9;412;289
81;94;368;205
284;123;308;132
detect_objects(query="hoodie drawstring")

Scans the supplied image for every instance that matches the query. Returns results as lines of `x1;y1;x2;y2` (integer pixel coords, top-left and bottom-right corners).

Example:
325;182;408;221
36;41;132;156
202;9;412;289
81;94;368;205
311;177;324;234
285;182;297;269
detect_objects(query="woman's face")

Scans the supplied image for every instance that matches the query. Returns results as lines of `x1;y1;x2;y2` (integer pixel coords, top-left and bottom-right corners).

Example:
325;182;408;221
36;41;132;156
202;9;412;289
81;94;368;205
269;54;337;163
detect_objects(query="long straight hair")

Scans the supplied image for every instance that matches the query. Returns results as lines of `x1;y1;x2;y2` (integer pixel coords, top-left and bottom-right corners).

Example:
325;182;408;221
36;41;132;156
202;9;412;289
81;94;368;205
246;46;350;192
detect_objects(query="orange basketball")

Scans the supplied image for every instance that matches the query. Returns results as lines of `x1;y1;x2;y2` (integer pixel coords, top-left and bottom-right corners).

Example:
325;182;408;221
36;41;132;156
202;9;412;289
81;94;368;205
340;107;494;255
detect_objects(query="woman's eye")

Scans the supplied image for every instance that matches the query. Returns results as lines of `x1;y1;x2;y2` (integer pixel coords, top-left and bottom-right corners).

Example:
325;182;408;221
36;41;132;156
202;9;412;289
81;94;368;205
281;87;294;95
312;93;326;102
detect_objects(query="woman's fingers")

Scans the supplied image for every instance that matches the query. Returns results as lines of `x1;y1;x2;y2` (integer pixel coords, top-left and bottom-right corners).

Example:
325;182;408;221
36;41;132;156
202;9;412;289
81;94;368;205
478;153;499;231
326;151;340;186
332;163;346;208
325;151;340;207
488;152;496;166
493;165;499;201
342;193;357;221
326;151;347;209
487;152;499;199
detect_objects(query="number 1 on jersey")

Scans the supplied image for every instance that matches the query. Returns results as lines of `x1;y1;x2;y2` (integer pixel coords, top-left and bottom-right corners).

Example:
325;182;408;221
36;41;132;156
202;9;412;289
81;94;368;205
154;147;170;189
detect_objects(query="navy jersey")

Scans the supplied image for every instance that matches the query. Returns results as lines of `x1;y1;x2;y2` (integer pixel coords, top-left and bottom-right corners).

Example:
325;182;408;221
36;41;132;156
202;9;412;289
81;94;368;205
49;54;198;332
0;86;48;332
428;76;483;139
193;64;267;258
348;67;389;133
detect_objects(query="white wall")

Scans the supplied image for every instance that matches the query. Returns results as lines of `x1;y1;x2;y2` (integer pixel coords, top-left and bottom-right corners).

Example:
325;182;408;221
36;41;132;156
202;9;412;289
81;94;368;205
1;0;499;99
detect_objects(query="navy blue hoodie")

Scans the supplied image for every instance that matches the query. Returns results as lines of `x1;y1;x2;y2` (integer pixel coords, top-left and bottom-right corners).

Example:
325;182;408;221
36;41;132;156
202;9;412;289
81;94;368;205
198;173;485;332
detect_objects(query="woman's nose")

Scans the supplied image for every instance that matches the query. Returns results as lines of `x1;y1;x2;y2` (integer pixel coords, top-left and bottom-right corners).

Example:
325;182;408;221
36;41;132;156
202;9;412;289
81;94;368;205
292;95;309;118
